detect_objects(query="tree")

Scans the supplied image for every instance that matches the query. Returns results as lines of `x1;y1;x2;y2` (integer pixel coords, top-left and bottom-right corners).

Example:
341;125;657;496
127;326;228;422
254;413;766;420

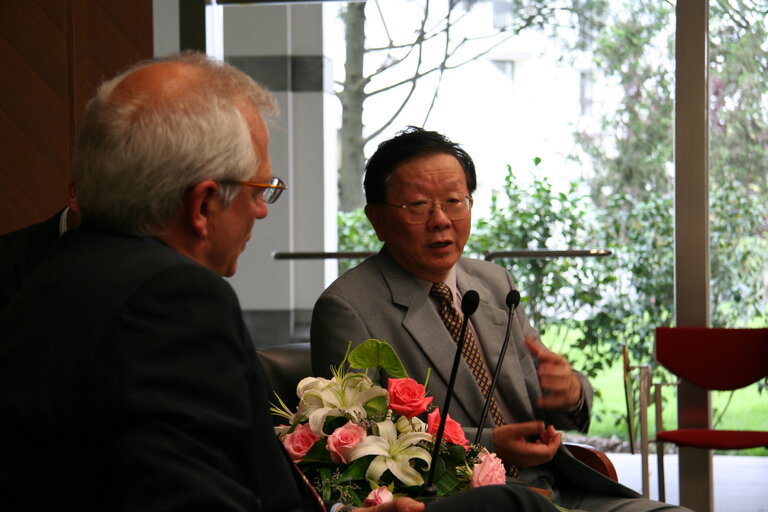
709;0;768;193
468;159;609;336
571;0;768;369
572;1;675;207
575;0;768;204
335;0;608;211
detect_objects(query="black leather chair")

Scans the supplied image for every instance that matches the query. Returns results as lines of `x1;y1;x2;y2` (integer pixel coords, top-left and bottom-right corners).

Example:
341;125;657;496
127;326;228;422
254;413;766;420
255;342;313;420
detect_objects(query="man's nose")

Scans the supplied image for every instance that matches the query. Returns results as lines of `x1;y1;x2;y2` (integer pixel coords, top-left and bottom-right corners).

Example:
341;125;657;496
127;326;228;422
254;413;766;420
426;202;451;227
255;201;269;219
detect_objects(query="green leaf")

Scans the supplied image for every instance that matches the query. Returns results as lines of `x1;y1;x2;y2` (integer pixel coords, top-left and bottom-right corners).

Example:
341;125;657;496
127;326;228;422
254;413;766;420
348;339;408;378
433;466;461;496
338;457;370;483
348;490;364;507
377;342;408;377
299;438;333;463
324;415;349;434
318;466;333;501
364;395;389;417
347;339;381;369
442;443;467;465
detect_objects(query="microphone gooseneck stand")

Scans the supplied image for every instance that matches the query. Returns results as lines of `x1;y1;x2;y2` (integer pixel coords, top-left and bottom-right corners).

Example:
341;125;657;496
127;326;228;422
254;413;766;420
473;290;520;445
423;289;480;497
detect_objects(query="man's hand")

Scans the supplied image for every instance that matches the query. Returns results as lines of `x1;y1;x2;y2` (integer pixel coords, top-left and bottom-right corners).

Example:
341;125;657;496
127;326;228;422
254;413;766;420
491;420;561;468
525;337;582;410
355;497;425;512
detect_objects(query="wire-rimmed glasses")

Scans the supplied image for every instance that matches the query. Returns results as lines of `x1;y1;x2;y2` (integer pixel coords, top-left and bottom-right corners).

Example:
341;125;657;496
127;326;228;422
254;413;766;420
385;195;472;224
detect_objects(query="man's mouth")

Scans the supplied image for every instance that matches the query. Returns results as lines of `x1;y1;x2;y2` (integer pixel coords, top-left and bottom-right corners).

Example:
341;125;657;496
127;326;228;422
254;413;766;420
429;241;451;249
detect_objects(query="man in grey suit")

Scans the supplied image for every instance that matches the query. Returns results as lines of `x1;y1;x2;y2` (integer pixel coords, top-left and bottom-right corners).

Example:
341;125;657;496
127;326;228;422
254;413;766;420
311;127;689;511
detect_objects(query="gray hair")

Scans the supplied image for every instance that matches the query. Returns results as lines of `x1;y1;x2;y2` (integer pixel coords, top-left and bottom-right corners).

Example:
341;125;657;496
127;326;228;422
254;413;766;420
73;51;279;235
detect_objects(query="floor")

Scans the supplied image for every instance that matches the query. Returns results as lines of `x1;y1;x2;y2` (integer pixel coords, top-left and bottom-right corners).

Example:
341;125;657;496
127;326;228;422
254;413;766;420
608;453;768;512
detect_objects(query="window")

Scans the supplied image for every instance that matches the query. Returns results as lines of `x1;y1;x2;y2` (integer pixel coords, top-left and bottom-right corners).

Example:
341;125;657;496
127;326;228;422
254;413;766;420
491;58;516;81
492;0;514;29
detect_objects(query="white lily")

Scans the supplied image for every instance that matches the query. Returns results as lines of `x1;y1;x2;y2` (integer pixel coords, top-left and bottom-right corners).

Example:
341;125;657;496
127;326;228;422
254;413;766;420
297;382;329;417
300;372;388;436
297;376;330;396
349;419;433;487
395;415;426;434
269;376;335;426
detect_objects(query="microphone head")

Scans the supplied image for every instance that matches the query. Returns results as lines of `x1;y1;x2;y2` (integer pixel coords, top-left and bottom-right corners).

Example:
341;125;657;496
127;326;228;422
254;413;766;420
461;290;480;316
506;290;521;309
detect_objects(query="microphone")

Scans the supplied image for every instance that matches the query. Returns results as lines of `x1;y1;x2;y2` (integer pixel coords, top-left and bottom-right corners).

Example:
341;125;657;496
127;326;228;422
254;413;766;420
424;289;480;495
474;289;520;445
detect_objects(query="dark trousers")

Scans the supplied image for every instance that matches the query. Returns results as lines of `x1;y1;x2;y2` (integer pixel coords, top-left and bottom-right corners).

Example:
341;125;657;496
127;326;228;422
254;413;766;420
427;484;559;511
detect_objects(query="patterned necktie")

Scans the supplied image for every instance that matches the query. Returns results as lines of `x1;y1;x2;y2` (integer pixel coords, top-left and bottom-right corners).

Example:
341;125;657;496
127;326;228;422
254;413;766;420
430;282;506;427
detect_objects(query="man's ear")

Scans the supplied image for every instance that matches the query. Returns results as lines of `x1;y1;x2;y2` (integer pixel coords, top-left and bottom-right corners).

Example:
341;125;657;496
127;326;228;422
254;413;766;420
364;204;386;242
66;180;82;230
67;180;79;212
188;180;220;239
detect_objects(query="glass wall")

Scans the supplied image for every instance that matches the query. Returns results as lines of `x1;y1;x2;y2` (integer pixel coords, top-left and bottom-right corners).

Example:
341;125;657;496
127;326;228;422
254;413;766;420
192;0;765;454
330;0;676;388
327;0;766;459
708;0;768;329
707;0;768;443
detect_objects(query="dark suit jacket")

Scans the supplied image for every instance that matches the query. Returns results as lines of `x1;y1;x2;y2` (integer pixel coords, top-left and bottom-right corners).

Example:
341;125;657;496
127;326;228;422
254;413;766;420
0;210;63;314
311;248;638;500
0;230;321;511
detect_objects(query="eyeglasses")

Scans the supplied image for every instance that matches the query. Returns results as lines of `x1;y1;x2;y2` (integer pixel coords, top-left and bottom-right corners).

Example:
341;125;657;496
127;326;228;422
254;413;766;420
222;176;287;204
385;195;473;224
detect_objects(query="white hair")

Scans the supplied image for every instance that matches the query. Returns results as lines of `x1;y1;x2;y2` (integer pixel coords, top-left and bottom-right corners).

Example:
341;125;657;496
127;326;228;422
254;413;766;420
73;52;278;235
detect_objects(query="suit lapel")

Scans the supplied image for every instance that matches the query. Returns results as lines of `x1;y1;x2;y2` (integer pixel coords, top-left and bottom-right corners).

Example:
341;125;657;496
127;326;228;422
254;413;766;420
455;260;537;422
376;250;486;423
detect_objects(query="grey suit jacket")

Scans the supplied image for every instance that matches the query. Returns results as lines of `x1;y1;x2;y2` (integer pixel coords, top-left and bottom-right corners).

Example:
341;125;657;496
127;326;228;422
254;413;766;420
311;248;639;499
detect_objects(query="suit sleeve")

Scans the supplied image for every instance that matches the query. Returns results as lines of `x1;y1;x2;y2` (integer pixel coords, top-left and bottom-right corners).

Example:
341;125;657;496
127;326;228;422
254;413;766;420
511;292;593;432
89;264;304;511
310;291;373;378
520;314;594;433
543;372;593;432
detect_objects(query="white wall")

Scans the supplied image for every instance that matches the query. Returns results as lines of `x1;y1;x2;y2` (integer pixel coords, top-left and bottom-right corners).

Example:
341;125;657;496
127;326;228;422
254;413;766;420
152;1;333;315
152;0;179;56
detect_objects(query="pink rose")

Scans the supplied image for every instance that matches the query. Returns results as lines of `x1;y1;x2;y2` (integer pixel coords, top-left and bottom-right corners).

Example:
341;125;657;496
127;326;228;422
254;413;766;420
387;378;433;418
326;421;367;463
470;450;506;488
364;486;393;506
282;423;319;462
426;408;469;451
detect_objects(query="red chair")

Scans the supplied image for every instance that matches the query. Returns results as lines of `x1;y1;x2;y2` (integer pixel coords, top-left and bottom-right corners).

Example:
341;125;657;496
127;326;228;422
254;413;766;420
653;326;768;498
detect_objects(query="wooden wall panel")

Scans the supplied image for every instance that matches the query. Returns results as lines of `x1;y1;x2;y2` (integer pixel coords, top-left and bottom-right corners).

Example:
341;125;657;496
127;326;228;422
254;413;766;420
78;2;153;128
0;0;69;233
0;0;152;234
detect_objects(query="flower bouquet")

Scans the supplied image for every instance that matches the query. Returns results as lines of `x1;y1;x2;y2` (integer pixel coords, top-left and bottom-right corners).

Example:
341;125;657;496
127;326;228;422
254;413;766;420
271;339;506;507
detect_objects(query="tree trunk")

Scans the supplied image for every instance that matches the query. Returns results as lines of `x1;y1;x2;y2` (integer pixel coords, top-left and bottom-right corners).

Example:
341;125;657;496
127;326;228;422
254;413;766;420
338;3;367;211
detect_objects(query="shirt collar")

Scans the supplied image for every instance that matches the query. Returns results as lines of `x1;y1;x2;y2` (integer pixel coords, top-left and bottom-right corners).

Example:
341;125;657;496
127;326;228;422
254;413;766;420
58;207;70;236
416;267;461;305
